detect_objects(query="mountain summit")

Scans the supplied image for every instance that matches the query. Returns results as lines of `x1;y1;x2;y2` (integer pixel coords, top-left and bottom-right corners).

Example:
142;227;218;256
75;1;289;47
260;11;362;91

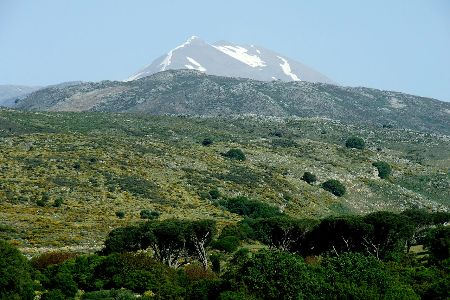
127;36;333;83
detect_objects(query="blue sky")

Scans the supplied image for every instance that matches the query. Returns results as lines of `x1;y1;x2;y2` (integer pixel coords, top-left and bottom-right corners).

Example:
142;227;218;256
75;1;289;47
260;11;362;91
1;0;449;101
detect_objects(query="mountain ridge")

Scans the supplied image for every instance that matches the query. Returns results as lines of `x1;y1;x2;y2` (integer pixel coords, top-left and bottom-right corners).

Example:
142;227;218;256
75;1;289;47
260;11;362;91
17;69;450;135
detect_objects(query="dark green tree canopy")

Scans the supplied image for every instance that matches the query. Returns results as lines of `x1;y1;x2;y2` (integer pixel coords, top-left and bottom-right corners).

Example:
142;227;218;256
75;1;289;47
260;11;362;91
301;172;317;184
372;161;392;179
322;179;346;197
345;136;366;149
0;240;34;300
223;148;246;161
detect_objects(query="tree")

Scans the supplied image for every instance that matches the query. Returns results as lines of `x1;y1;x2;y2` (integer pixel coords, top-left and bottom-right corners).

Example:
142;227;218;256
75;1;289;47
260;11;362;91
372;161;392;179
345;137;366;149
0;240;34;300
362;211;414;260
224;250;328;299
140;220;189;268
301;172;317;184
303;216;372;256
321;252;419;299
223;149;246;161
423;226;450;262
102;225;143;254
253;216;314;252
186;220;216;269
322;179;346;197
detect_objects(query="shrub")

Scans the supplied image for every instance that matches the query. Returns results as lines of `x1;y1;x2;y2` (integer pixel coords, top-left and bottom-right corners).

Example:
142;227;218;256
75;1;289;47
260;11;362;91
345;137;366;149
115;211;125;219
218;291;256;300
53;197;64;207
185;264;217;282
223;149;246;161
140;209;160;220
42;289;66;300
301;172;317;184
225;250;328;299
202;138;213;146
322;179;346;197
31;251;78;270
271;139;297;148
94;252;184;296
209;189;221;200
36;199;47;207
218;196;281;219
372;161;392;179
212;236;240;253
210;254;221;273
81;289;136;300
51;272;78;297
0;240;34;300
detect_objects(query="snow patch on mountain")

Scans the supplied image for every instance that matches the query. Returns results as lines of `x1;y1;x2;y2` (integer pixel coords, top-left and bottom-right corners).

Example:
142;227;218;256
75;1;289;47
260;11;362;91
277;56;300;81
213;45;266;68
185;57;206;72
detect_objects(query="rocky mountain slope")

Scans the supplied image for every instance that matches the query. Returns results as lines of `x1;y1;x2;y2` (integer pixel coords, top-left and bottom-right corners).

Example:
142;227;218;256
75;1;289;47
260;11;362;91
17;70;450;135
0;85;41;107
127;36;333;83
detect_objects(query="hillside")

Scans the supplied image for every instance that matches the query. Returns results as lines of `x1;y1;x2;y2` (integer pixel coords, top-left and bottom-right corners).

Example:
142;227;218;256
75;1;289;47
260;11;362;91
0;109;449;253
17;70;450;135
0;85;41;107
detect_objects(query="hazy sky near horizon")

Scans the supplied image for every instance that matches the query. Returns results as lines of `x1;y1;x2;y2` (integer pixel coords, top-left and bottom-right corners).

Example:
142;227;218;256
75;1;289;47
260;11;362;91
1;0;449;101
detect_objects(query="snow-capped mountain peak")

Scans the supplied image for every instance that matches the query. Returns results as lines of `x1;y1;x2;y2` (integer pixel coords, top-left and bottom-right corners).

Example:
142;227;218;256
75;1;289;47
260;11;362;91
127;36;333;84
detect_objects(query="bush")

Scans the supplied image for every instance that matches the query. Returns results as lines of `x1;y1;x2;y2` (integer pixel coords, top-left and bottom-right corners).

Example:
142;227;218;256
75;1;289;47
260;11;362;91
202;138;213;146
209;189;221;200
372;161;392;179
140;209;160;220
223;149;246;161
301;172;317;184
345;137;366;149
94;253;184;296
82;289;136;300
271;139;297;148
42;289;66;300
0;240;34;300
322;179;346;197
218;196;281;219
212;236;240;253
225;250;328;299
31;251;78;270
210;254;221;273
51;272;78;297
115;211;125;219
53;197;64;207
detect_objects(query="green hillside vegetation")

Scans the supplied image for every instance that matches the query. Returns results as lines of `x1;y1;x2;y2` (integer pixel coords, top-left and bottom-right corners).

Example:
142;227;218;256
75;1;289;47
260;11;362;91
2;209;449;299
0;109;449;254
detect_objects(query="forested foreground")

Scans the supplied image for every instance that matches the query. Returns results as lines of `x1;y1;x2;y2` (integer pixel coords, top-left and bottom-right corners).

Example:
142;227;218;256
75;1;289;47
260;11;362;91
2;202;449;299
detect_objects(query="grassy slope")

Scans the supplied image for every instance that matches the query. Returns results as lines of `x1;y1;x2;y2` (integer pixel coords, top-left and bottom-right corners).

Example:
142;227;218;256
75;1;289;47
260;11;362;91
0;109;449;254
